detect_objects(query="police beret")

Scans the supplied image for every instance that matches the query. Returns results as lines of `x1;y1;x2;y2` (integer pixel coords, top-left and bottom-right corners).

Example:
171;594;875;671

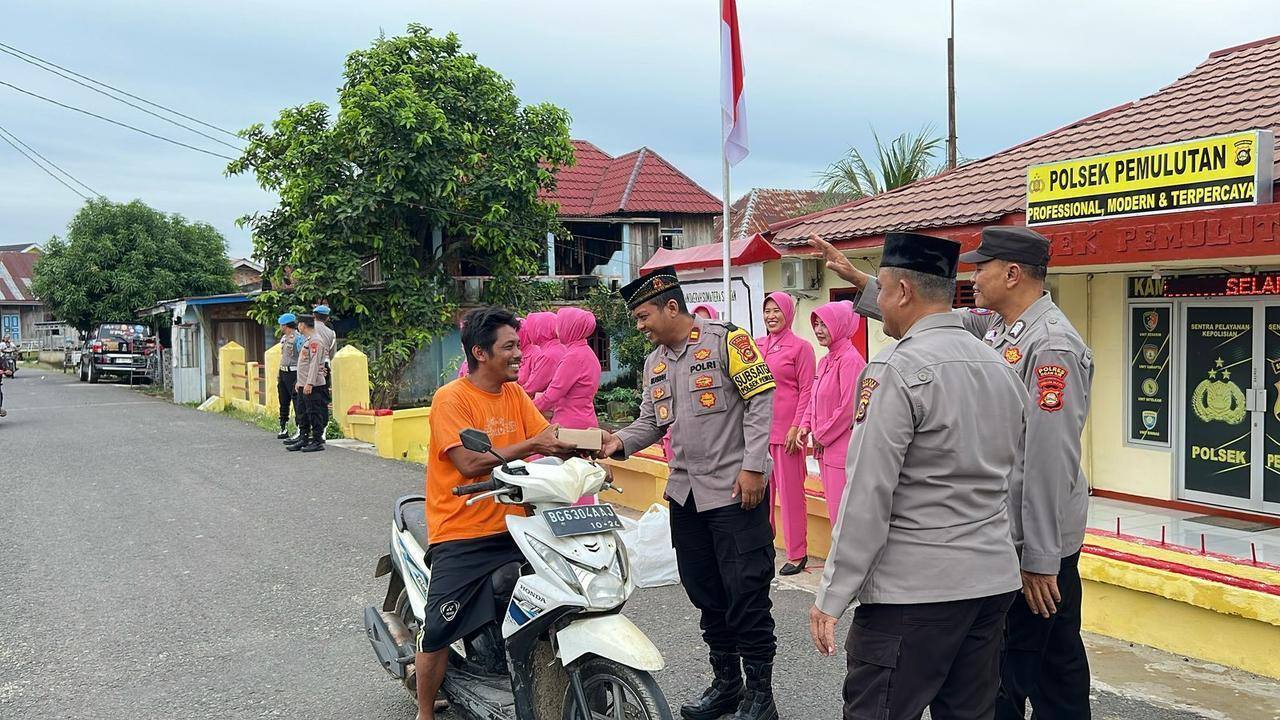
881;232;960;279
959;226;1051;266
620;266;682;311
312;304;331;315
277;312;297;325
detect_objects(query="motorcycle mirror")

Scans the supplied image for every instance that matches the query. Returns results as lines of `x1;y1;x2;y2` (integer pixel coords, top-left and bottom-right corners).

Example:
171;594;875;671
460;428;493;454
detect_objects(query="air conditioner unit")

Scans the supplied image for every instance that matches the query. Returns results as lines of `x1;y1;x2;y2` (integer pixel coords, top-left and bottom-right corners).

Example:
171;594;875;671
780;258;822;292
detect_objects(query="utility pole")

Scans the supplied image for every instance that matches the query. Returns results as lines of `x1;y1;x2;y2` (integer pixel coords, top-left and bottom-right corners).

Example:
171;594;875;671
946;0;958;169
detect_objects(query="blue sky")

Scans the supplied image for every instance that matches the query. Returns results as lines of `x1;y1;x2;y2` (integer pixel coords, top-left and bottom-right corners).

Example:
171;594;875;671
1;1;1274;258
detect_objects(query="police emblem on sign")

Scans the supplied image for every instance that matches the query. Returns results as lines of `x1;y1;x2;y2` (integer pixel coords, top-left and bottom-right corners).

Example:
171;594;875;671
1142;344;1158;364
1141;378;1159;397
1235;138;1253;166
1142;410;1158;431
1143;311;1159;332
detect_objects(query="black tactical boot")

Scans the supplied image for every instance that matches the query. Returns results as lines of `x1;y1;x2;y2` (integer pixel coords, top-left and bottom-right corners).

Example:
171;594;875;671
731;661;777;720
276;422;290;439
680;651;743;720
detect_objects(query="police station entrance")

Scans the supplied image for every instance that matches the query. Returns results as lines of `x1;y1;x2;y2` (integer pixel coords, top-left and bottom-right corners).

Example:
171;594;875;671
1177;298;1280;514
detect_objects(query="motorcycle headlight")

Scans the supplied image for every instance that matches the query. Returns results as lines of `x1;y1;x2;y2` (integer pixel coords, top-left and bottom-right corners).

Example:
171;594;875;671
585;572;625;608
527;535;585;595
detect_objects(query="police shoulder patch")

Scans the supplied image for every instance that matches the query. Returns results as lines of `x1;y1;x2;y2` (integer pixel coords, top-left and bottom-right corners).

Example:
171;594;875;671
854;377;879;424
1035;364;1068;412
725;327;775;400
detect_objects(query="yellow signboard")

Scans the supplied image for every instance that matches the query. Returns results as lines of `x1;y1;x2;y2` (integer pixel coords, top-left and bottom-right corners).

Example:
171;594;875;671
1026;130;1274;226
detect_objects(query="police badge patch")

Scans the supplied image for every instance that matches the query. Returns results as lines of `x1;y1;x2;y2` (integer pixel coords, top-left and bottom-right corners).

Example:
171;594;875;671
694;348;712;361
1035;365;1068;412
652;362;667;375
725;327;776;400
1003;346;1022;364
854;378;879;424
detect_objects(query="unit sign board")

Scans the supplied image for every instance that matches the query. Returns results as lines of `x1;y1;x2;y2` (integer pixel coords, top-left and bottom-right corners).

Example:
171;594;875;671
1026;130;1274;226
1129;273;1280;299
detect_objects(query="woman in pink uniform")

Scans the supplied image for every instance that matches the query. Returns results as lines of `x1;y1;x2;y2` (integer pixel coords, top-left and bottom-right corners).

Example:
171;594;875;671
690;303;719;320
756;292;816;575
801;300;866;531
534;307;601;428
521;311;563;395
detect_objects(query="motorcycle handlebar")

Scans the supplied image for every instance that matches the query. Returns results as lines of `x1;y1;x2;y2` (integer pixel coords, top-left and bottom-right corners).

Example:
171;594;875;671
453;478;500;497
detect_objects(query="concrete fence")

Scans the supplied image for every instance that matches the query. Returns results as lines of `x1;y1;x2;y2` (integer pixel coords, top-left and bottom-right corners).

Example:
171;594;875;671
208;340;427;462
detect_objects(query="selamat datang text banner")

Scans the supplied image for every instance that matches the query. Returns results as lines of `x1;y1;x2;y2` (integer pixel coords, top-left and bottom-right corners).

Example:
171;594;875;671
1025;130;1274;227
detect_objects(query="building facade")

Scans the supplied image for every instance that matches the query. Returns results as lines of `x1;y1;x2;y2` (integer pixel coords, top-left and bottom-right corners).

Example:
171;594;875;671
767;35;1280;519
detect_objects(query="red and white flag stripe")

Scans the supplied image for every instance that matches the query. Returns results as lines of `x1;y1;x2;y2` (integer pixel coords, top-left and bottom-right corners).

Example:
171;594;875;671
720;0;748;166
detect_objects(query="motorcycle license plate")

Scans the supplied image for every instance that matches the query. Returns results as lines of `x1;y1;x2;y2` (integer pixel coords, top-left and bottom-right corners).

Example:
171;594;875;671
542;505;623;537
113;357;131;364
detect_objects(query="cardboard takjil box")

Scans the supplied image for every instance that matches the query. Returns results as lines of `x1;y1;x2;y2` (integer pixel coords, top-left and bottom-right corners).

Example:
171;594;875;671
557;427;603;452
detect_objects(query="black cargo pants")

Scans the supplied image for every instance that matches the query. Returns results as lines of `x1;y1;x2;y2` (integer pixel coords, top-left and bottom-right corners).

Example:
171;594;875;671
277;369;297;427
668;491;777;664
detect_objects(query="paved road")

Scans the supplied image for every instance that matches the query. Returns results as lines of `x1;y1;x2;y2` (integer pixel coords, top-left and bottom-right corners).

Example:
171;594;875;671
0;372;1214;719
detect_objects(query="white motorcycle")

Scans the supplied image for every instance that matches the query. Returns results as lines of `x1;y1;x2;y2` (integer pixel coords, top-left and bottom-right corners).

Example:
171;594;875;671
363;428;672;720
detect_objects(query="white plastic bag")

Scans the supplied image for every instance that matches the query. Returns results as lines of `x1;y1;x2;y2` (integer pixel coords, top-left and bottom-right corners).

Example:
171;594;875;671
618;503;680;588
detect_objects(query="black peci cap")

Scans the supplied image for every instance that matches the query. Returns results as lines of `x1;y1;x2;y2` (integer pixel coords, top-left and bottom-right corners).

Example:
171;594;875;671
881;232;961;279
958;226;1051;266
297;313;316;326
620;265;682;311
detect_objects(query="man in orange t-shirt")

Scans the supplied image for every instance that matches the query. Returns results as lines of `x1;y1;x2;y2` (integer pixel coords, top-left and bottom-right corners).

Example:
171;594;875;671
414;307;575;720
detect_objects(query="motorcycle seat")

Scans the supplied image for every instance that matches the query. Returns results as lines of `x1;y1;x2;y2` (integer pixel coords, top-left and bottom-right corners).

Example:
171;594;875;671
396;497;429;550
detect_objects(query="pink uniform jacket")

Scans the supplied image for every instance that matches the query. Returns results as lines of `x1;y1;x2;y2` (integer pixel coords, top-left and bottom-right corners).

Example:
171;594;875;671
756;292;816;444
803;301;867;469
521;311;563;395
534;308;601;429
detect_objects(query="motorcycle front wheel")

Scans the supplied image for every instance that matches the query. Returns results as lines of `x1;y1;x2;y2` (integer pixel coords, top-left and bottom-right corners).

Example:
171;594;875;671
561;656;672;720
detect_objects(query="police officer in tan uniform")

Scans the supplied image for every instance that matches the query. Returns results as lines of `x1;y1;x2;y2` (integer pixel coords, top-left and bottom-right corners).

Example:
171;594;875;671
811;226;1094;719
288;314;331;453
600;266;779;720
810;232;1024;720
276;313;301;439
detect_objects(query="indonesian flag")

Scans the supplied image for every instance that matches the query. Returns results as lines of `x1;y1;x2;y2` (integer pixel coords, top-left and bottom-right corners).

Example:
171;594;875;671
720;0;748;165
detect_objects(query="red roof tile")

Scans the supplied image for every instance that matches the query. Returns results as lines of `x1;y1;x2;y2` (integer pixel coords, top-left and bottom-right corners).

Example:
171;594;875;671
715;189;831;240
543;140;722;218
0;251;39;303
772;35;1280;246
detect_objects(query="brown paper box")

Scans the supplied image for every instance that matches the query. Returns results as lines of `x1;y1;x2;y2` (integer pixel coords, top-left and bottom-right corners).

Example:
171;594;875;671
557;427;603;451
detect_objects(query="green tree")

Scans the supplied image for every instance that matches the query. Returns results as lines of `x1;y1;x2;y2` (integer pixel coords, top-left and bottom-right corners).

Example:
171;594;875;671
817;126;944;198
229;25;574;406
583;285;648;387
32;199;236;332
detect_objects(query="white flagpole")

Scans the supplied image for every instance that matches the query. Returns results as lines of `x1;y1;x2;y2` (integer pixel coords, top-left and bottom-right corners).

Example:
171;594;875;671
722;153;732;323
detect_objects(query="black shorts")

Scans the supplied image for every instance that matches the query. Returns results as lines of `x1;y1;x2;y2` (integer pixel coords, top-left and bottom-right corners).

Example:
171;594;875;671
417;533;523;653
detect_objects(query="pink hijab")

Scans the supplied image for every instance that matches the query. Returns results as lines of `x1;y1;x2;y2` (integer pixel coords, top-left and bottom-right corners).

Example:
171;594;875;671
690;303;720;320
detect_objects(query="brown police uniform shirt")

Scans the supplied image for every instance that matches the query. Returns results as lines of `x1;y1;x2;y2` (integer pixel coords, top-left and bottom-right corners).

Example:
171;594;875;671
855;280;1093;574
614;319;776;512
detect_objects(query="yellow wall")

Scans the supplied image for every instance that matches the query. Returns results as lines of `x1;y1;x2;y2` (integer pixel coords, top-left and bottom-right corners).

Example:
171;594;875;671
1057;272;1173;499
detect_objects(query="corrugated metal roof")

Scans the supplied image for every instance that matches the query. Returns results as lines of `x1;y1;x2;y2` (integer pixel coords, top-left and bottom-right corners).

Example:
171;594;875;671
715;189;830;240
772;35;1280;245
543;140;722;218
0;251;38;303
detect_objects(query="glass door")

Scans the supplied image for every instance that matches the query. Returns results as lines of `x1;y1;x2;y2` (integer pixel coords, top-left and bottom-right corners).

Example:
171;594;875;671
1179;303;1259;509
1263;307;1280;513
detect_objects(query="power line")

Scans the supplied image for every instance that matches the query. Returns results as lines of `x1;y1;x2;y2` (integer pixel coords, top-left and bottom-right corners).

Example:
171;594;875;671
0;44;243;152
0;41;242;139
0;80;238;161
0;121;103;197
0;127;87;200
